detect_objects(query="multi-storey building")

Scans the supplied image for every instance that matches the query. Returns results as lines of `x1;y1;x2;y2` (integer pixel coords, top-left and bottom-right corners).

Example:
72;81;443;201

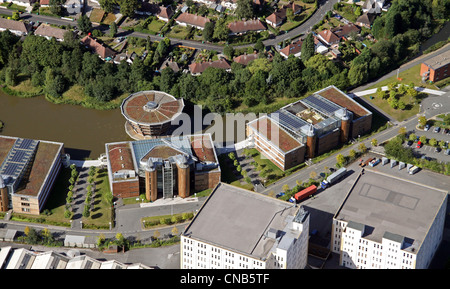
181;182;310;269
246;85;372;170
0;135;64;215
105;134;221;200
120;90;185;139
420;49;450;83
332;169;447;269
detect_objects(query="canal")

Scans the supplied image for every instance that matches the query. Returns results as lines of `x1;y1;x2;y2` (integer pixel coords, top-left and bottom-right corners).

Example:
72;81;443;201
0;90;131;160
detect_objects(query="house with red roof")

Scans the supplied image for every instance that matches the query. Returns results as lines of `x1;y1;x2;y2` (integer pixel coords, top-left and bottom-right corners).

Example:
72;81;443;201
280;39;302;59
81;35;116;61
228;19;266;35
233;52;259;66
265;2;302;28
188;59;231;75
175;13;210;30
317;29;340;46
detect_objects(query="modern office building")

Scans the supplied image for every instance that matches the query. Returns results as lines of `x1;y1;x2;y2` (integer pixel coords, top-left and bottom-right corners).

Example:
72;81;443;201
105;134;220;200
120;90;185;139
420;49;450;83
246;85;372;170
332;169;448;269
181;183;310;269
0;135;64;215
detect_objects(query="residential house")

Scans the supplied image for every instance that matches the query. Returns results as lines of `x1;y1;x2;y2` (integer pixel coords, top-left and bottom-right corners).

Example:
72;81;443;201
64;0;83;15
220;0;237;10
362;0;384;14
331;23;360;40
317;29;340;46
233;52;258;66
356;12;376;28
135;1;160;16
34;24;68;41
39;0;49;6
159;58;181;73
192;0;216;6
279;39;302;59
313;36;328;54
81;35;116;61
3;0;37;7
265;2;301;28
188;59;231;75
175;13;210;30
228;19;266;36
0;17;29;36
157;6;174;22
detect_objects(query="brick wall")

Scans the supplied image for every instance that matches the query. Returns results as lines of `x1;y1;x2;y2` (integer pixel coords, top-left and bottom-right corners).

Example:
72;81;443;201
112;179;140;198
195;170;221;192
317;128;340;156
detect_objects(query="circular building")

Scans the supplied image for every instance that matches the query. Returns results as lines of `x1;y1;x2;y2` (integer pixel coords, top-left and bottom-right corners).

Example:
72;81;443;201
121;91;184;139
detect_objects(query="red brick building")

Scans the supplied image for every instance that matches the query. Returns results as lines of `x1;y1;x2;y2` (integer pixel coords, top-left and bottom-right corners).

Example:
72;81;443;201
420;50;450;83
105;134;221;200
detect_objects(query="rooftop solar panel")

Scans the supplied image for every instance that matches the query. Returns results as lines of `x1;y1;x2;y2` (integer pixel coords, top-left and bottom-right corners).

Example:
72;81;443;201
301;94;343;116
270;110;309;132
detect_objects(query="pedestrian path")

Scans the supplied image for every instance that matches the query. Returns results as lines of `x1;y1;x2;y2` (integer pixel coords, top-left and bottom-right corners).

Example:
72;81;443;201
352;86;446;97
139;197;199;208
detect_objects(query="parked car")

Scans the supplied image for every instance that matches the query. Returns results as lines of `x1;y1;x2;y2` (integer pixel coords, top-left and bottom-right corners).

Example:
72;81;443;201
434;126;441;133
416;141;422;148
407;140;413;146
424;124;430;131
276;192;285;198
444;128;449;134
445;149;450;155
435;147;441;153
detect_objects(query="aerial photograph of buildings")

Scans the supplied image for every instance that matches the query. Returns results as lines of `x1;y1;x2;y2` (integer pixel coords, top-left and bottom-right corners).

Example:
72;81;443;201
0;0;449;283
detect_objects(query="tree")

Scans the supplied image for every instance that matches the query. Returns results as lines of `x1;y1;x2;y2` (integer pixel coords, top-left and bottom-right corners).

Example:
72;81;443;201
213;18;229;41
429;138;437;147
371;139;378;147
236;0;254;19
49;0;63;16
109;22;118;38
358;143;367;153
172;226;179;236
254;39;264;52
409;133;416;142
419;135;427;144
309;171;317;180
349;149;357;159
203;22;215;42
282;184;289;193
12;12;20;20
153;230;161;240
398;126;407;135
99;0;116;13
77;15;92;34
301;33;315;62
348;63;368;86
336;154;346;167
120;0;140;18
24;226;31;236
418;116;427;128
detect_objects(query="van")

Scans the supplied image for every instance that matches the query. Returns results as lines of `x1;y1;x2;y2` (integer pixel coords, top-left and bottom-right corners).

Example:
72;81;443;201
445;149;450;155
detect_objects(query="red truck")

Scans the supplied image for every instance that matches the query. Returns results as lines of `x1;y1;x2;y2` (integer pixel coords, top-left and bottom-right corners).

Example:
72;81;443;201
294;185;317;202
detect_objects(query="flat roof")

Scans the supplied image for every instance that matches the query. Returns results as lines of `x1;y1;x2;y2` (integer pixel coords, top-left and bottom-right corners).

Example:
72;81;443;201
335;169;447;249
248;115;303;153
184;183;299;259
121;91;184;126
316;85;371;119
423;49;450;70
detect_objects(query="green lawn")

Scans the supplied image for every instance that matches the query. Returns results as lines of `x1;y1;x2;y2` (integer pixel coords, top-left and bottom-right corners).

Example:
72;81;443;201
147;19;165;33
368;64;437;90
81;169;113;229
166;26;190;39
90;8;105;23
102;13;116;25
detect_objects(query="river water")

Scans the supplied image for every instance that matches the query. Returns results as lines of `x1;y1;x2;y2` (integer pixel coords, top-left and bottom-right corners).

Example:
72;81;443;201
0;90;131;159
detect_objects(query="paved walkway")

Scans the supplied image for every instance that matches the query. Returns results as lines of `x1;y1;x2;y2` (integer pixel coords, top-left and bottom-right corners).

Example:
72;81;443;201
352;86;446;97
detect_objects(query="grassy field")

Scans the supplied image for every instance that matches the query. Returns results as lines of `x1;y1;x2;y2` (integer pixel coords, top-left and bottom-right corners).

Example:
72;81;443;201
90;8;105;23
102;13;117;25
81;169;113;228
166;26;190;39
362;91;422;122
368;64;437;90
6;79;43;97
147;19;165;33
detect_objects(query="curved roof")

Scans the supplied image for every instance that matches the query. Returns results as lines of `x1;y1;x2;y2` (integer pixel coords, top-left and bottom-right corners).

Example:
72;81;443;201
120;91;184;126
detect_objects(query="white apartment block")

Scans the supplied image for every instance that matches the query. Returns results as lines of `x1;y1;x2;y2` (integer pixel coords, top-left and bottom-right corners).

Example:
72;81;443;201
332;169;447;269
181;182;310;269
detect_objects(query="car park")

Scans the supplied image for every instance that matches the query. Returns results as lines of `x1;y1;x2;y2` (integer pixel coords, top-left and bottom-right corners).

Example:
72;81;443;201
424;124;430;131
417;141;422;148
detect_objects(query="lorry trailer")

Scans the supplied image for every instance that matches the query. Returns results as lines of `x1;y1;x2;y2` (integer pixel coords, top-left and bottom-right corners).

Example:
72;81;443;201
321;167;347;189
294;185;317;202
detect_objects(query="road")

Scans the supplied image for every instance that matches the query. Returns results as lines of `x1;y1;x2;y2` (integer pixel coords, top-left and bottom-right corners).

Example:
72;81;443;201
263;0;338;47
2;0;339;52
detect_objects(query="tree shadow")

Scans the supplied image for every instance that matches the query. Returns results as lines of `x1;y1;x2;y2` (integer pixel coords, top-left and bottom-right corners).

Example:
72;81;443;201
91;213;103;219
